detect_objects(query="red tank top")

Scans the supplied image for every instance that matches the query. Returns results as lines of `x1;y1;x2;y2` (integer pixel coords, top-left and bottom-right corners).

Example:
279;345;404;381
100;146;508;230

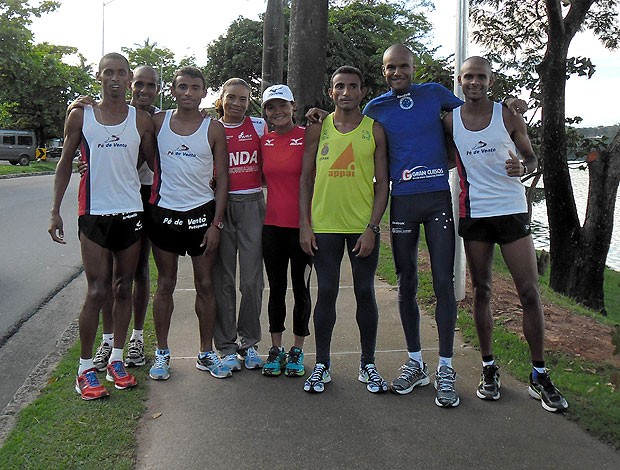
224;116;262;192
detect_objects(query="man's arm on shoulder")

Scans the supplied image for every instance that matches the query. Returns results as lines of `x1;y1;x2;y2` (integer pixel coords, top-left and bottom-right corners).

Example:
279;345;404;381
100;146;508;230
136;109;156;171
299;123;321;256
442;111;457;169
49;108;83;243
202;120;229;252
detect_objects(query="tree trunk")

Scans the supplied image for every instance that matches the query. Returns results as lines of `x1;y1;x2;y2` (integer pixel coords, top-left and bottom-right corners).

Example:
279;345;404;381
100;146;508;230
261;0;285;94
537;0;616;311
287;0;328;124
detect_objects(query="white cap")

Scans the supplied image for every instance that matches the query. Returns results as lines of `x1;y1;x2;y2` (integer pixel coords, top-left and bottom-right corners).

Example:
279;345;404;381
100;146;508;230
262;84;294;106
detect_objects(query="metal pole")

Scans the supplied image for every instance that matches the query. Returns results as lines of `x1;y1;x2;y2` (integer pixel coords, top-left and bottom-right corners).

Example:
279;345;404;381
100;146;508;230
451;0;469;301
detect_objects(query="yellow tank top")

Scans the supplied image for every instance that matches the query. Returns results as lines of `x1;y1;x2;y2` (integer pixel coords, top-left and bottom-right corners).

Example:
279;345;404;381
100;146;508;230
312;113;376;233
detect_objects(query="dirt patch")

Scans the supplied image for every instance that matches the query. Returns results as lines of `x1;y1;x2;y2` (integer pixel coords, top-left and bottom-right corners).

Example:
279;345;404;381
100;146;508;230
381;232;620;368
459;275;620;368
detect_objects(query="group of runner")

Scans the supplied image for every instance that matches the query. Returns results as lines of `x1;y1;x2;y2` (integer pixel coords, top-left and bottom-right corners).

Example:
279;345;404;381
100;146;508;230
48;43;567;413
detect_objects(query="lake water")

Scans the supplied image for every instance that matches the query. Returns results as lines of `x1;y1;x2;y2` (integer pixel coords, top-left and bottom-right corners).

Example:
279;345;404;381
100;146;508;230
529;166;620;271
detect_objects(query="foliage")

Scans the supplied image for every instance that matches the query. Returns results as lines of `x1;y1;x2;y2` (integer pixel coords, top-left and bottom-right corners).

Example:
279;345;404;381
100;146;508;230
0;259;158;468
0;1;95;142
469;0;620;310
121;39;197;110
203;0;453;105
204;16;267;98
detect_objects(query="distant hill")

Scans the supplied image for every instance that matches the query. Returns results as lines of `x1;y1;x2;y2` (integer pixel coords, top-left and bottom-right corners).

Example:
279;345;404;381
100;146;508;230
576;125;619;139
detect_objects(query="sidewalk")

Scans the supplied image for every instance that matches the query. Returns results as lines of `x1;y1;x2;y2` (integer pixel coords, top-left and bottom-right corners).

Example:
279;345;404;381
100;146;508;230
136;255;620;469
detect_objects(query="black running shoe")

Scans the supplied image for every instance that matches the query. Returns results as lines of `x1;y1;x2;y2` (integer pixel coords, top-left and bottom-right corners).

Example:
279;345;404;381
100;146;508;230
528;370;568;412
477;364;501;400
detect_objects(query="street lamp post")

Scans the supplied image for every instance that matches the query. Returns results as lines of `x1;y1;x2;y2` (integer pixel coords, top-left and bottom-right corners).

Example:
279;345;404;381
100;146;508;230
451;0;469;301
102;0;119;56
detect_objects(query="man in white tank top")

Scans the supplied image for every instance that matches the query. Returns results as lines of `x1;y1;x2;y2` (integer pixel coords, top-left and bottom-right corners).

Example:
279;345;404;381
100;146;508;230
442;56;568;412
49;53;157;400
146;66;231;381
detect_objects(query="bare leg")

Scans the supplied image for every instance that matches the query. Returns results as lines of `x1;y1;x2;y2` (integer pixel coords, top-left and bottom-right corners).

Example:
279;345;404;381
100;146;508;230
192;248;218;352
79;236;112;359
132;235;151;330
500;235;545;362
151;245;179;350
464;240;496;358
110;241;141;350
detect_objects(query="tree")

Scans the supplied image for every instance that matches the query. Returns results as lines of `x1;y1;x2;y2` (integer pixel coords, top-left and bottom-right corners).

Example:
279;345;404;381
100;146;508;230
470;0;620;312
288;0;329;123
261;0;286;92
121;39;195;110
203;0;450;113
204;16;265;98
0;1;95;141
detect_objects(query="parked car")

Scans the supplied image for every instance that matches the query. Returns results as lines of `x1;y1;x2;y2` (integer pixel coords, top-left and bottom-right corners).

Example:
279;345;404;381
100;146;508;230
0;129;37;166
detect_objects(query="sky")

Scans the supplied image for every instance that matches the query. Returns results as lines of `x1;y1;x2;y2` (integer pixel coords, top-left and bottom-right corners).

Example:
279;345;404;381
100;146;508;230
29;0;619;127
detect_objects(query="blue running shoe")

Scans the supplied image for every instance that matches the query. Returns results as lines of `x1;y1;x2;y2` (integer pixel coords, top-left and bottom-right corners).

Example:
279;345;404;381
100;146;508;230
149;350;171;381
196;351;232;379
262;346;287;376
221;353;242;372
285;346;305;377
243;346;264;370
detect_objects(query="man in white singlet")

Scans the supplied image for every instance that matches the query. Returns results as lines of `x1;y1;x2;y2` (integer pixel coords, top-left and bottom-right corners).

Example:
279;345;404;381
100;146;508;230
443;56;568;413
146;66;231;381
49;53;156;400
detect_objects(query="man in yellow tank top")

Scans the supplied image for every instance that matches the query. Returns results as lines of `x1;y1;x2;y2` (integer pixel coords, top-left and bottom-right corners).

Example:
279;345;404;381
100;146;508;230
299;66;389;394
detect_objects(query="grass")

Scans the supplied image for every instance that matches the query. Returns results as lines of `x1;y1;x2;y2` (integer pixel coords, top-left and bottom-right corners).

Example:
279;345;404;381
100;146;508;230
377;236;620;449
0;161;59;176
0;260;157;468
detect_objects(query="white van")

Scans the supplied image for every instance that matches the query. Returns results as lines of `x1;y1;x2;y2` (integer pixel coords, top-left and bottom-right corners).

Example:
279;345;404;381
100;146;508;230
0;129;37;166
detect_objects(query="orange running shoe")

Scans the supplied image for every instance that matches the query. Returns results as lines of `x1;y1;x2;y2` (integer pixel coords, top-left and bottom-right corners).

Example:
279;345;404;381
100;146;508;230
106;360;137;390
75;368;110;400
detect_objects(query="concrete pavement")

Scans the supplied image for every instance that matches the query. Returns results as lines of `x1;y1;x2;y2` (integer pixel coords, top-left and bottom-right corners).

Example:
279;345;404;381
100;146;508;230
136;255;620;469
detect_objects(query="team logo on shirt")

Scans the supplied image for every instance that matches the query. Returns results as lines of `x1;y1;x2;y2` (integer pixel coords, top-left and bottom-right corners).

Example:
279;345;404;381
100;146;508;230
264;139;275;147
238;131;253;142
167;144;197;158
466;140;496;156
290;137;303;146
401;165;444;181
97;135;127;148
328;143;355;177
398;92;414;110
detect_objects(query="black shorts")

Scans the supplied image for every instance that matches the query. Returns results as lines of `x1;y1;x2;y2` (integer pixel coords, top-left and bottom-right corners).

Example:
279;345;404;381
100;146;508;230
458;213;531;245
78;212;143;251
145;201;215;256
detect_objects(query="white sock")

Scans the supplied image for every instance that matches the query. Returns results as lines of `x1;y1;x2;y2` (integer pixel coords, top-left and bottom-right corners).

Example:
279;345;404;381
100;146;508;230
438;356;453;370
102;333;114;345
78;358;95;375
130;329;143;342
408;351;423;366
109;348;124;363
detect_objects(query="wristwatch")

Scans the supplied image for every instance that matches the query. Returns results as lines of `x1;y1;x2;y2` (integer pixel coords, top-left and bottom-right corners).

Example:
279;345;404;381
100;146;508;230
367;223;380;234
212;220;224;230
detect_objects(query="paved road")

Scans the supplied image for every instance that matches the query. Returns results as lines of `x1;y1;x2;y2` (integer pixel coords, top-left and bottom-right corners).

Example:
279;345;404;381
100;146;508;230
137;257;620;469
0;173;82;410
0;174;82;341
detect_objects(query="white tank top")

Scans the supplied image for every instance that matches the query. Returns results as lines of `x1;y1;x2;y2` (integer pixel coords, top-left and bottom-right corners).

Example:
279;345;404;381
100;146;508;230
152;110;215;211
79;105;142;216
453;102;528;218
